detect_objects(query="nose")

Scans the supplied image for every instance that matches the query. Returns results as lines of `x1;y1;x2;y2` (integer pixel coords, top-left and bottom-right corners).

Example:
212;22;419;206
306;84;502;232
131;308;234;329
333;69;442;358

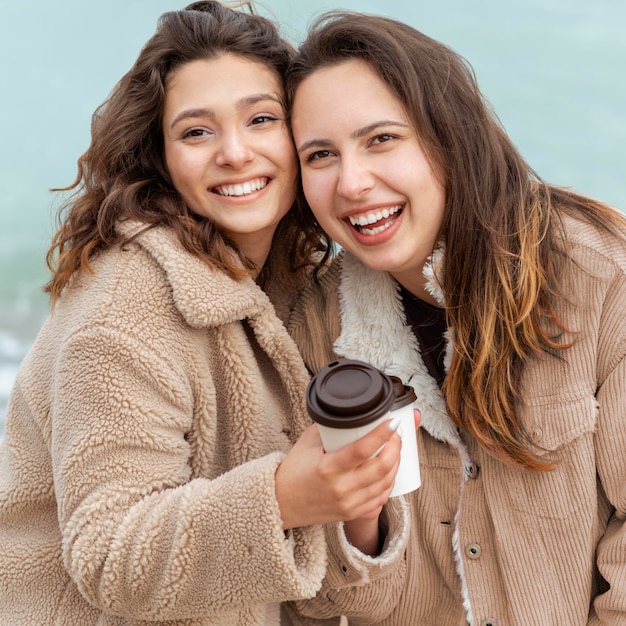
215;128;254;168
336;154;374;199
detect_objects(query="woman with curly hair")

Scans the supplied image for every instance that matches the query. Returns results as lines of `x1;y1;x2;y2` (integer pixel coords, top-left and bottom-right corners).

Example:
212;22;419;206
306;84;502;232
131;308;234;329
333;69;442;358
0;3;403;624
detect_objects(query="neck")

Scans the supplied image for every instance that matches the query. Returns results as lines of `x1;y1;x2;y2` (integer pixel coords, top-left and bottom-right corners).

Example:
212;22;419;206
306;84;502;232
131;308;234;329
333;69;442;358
391;271;441;307
234;232;274;277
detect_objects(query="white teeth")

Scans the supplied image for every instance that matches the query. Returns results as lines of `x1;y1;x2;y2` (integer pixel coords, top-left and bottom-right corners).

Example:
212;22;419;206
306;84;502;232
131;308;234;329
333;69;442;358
361;222;394;236
349;205;401;228
215;178;267;197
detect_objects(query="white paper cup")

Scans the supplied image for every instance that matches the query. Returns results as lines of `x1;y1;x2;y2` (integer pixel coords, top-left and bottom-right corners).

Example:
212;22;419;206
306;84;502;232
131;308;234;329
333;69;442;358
386;388;421;497
307;360;420;498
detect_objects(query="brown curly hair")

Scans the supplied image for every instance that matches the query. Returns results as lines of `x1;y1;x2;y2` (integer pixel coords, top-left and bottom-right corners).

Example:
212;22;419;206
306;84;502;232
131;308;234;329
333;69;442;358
45;1;330;304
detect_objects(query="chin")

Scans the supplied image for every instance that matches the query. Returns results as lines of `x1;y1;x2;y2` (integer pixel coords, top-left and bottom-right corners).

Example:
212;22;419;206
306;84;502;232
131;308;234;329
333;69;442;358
354;254;398;273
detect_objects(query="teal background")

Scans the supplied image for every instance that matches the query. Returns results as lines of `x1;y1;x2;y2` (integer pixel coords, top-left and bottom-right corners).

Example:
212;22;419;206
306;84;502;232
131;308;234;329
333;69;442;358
1;0;625;435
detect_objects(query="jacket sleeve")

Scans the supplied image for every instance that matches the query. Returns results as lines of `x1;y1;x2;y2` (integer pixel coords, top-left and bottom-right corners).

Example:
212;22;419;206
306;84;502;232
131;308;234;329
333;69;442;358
589;352;626;624
588;260;626;624
286;497;410;623
52;325;325;621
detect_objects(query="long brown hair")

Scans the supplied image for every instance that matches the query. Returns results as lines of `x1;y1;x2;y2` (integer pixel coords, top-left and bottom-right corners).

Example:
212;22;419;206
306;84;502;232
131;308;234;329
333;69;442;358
45;1;330;304
286;11;626;470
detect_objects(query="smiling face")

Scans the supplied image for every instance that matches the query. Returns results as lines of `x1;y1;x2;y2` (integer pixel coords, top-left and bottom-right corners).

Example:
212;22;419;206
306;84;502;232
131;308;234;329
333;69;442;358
291;59;446;301
163;54;298;267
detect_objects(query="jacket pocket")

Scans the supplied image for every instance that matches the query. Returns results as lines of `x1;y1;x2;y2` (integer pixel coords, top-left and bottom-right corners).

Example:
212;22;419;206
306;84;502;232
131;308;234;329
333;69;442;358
503;395;598;520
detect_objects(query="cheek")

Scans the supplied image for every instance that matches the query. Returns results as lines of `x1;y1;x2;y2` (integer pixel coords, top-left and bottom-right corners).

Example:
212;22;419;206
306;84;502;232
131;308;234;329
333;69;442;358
165;147;195;190
282;152;299;188
271;129;298;171
302;172;333;216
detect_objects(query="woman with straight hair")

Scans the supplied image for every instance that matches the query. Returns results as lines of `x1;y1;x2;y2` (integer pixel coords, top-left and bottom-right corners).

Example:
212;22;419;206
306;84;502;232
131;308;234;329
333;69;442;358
0;3;404;624
286;9;626;625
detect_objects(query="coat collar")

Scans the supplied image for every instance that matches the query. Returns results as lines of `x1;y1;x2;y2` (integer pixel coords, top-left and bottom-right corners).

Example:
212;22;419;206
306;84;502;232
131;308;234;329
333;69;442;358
117;220;275;329
334;250;473;470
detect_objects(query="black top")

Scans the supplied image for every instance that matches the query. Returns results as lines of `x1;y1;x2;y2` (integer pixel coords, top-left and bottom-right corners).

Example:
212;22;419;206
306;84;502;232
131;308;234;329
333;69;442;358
399;284;447;389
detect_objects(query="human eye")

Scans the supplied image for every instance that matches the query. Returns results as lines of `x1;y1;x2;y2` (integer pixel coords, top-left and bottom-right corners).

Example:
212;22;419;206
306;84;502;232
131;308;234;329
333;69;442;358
370;133;396;146
250;114;280;125
304;149;334;163
181;127;211;140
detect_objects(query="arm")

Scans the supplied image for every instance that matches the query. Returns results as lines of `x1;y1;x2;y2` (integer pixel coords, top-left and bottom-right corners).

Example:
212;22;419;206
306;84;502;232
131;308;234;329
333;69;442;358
589;351;626;624
53;326;325;621
286;497;410;623
286;259;411;621
276;423;412;622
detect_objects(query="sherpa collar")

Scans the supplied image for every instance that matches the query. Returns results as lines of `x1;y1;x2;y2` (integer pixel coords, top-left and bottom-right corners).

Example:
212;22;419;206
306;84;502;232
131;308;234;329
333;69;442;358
334;249;474;473
116;220;275;329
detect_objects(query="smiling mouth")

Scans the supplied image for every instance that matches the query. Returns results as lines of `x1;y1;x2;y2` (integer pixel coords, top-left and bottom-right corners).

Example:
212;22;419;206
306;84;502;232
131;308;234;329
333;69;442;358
212;177;269;197
348;205;402;235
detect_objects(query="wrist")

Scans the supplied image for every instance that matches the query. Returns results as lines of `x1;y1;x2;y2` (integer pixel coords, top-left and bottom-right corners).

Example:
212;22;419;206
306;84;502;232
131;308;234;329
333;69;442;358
344;517;382;556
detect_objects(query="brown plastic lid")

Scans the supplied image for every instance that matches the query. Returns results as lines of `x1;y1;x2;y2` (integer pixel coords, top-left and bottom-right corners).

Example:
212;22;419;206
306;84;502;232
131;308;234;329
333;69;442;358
389;376;417;410
306;359;395;428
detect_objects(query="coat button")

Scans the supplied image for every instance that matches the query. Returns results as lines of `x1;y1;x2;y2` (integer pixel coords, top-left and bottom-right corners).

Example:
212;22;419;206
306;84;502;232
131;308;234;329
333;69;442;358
531;426;543;442
466;463;480;479
466;543;481;559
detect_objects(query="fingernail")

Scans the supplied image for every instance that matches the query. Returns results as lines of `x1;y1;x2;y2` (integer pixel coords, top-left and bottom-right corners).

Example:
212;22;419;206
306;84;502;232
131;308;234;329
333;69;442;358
388;417;401;432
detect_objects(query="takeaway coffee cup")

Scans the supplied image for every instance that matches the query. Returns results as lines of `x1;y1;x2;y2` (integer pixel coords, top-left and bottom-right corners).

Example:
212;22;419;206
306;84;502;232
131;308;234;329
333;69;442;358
306;359;420;497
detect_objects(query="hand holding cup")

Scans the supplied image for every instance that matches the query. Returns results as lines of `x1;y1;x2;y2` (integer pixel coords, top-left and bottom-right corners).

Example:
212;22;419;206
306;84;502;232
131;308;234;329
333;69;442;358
307;359;421;498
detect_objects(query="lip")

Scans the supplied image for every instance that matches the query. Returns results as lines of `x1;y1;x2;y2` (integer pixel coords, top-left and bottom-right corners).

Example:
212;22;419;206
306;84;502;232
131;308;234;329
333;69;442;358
342;203;404;245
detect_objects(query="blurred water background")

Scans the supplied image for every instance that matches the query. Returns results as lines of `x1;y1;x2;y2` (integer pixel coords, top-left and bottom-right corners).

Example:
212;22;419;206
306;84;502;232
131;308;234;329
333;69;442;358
1;0;625;438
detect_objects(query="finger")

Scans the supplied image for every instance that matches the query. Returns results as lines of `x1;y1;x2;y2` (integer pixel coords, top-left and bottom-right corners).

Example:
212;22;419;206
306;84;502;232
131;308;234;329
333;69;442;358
354;433;402;489
342;462;400;520
333;433;402;506
326;418;401;471
414;408;421;430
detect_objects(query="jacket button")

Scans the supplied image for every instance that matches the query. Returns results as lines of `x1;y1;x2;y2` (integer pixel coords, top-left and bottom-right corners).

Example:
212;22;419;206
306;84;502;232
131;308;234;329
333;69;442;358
481;620;497;626
466;463;479;479
531;426;543;442
466;543;481;559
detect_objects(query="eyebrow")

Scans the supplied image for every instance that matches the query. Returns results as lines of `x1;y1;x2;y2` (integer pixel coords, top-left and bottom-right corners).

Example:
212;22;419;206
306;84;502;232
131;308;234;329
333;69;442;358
297;119;410;153
169;93;283;129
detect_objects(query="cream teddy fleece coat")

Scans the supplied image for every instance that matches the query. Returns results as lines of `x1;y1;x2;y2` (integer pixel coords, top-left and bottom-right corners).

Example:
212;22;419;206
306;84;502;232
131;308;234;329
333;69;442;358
0;221;326;625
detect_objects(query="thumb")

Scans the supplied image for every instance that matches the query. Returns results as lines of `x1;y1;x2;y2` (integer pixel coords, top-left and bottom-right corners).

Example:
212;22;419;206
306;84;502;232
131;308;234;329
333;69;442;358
296;422;324;448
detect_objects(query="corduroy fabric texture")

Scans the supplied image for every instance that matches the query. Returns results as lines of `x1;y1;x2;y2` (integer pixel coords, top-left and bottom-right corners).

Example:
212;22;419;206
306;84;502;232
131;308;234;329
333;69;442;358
287;213;626;626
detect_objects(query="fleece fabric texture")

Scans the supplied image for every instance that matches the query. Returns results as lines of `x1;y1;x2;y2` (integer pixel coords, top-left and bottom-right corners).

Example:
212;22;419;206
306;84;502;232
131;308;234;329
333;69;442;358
287;213;626;626
0;221;326;625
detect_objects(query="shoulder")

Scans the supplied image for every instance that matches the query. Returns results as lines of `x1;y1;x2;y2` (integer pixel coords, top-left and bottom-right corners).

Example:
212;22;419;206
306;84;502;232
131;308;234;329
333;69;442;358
290;254;342;318
48;239;190;355
560;211;626;277
114;221;275;328
554;212;626;318
287;255;343;373
51;222;269;348
556;212;626;372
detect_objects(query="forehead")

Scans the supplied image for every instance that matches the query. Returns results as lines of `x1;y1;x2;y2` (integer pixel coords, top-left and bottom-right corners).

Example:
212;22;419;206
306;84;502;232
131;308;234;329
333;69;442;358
164;54;282;110
292;59;407;136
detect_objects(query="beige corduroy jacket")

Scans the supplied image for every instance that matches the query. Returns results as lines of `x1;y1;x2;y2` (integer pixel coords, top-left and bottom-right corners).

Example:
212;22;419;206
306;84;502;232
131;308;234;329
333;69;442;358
0;221;327;625
286;213;626;626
